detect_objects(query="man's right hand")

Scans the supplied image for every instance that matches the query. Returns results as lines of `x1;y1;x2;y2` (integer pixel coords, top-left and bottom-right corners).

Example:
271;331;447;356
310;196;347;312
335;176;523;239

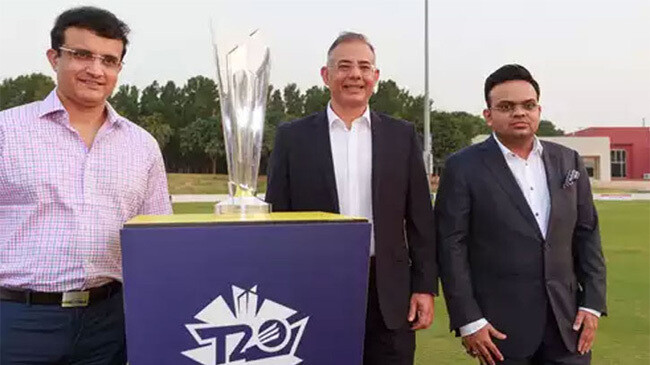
462;324;507;365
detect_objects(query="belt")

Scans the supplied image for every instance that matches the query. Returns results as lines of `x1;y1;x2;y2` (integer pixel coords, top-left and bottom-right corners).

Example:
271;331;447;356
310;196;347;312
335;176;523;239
0;281;122;307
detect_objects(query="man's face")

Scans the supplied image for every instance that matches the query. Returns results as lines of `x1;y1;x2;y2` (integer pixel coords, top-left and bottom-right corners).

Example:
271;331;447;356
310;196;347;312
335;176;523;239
483;80;541;141
320;40;379;109
47;27;123;108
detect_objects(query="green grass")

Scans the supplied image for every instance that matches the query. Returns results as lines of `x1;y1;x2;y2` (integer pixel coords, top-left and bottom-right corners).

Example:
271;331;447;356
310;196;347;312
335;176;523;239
167;173;266;195
168;174;645;195
592;188;648;194
171;201;650;364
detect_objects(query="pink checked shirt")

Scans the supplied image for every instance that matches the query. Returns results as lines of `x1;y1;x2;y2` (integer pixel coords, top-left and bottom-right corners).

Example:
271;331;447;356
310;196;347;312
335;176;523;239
0;90;172;292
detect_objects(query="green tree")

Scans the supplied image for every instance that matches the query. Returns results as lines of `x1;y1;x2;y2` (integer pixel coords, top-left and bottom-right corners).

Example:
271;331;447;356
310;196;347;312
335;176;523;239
140;81;163;117
140;112;173;149
108;84;140;122
449;111;490;141
369;79;410;118
180;116;224;174
283;83;303;119
0;73;55;110
537;119;565;136
168;76;219;172
431;112;468;166
401;95;430;135
303;86;329;115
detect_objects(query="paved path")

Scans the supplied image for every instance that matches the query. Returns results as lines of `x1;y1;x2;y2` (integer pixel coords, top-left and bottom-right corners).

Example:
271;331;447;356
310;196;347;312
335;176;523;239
172;193;650;203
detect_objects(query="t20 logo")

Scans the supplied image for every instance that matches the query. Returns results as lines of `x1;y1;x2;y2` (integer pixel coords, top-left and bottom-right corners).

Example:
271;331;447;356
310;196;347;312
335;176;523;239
182;285;309;365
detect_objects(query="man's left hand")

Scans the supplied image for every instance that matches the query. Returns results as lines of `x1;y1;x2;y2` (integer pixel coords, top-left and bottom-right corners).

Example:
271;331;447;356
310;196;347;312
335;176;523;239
408;293;435;330
573;309;599;354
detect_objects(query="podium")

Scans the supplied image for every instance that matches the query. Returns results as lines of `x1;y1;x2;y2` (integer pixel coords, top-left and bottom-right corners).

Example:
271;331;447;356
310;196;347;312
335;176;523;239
120;212;371;365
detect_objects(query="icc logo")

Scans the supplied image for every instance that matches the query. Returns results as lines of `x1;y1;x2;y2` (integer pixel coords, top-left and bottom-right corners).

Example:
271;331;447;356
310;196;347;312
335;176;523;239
182;285;309;365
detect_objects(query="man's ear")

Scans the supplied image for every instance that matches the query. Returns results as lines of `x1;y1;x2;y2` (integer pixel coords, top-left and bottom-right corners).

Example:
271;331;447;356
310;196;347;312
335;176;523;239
483;108;492;127
320;66;330;88
46;49;59;71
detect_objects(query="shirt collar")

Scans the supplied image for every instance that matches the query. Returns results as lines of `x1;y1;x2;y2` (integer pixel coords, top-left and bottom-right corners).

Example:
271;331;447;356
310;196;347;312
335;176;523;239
38;88;124;127
327;102;371;129
493;132;544;159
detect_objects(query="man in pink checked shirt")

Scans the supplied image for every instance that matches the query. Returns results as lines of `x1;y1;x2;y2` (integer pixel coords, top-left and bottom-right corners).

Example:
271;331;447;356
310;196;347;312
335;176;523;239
0;6;172;364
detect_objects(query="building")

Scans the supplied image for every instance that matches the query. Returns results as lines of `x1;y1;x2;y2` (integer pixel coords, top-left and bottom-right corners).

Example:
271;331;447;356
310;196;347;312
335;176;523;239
570;127;650;180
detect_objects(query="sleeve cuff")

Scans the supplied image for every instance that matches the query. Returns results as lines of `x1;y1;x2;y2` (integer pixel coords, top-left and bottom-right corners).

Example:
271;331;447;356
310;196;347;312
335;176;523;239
579;307;602;318
459;318;489;337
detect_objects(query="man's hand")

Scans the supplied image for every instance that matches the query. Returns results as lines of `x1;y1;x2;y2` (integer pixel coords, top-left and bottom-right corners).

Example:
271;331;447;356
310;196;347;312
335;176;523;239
573;309;599;354
408;293;434;330
462;324;506;365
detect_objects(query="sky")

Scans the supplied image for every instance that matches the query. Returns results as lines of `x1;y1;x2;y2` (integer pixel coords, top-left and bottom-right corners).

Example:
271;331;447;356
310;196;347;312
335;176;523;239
0;0;648;132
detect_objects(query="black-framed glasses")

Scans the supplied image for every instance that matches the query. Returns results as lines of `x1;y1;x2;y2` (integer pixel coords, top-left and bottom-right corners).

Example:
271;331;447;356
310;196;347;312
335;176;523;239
491;100;539;114
58;46;123;69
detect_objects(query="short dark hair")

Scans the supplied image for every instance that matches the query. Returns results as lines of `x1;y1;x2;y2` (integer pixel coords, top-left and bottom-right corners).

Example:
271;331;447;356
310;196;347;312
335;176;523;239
484;64;540;107
327;32;375;64
51;6;130;60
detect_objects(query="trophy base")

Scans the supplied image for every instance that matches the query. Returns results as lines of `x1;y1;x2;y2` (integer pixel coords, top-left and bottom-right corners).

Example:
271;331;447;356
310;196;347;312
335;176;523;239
214;196;271;215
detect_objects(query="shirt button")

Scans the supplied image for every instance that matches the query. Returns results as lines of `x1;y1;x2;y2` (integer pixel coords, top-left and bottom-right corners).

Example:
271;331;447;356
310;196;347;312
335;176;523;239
535;212;539;217
530;187;534;191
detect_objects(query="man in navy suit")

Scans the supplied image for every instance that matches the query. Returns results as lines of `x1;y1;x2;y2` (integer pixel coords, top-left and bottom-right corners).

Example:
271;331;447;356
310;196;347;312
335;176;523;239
435;64;607;365
266;32;437;364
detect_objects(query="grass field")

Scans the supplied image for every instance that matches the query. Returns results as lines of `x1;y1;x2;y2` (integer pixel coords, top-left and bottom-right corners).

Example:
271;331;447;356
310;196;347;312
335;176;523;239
171;201;650;364
168;174;266;195
168;173;645;195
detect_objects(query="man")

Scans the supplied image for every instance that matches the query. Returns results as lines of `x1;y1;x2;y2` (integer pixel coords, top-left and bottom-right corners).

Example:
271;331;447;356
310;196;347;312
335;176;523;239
265;32;437;364
435;64;606;365
0;7;172;364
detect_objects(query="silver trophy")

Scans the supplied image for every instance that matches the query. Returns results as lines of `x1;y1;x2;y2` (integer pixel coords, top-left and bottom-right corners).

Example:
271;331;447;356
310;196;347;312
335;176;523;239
212;29;271;214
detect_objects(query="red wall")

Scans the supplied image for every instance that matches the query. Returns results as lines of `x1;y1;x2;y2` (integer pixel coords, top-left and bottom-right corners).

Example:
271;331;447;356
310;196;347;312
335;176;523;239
572;127;650;179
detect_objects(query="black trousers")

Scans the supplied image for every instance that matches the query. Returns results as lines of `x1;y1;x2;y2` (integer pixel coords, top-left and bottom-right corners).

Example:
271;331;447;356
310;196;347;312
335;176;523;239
363;258;416;365
0;289;126;364
500;305;591;365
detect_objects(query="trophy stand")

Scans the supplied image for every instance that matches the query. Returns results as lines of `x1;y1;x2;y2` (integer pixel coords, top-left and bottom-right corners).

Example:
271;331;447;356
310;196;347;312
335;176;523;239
213;29;271;215
214;185;270;215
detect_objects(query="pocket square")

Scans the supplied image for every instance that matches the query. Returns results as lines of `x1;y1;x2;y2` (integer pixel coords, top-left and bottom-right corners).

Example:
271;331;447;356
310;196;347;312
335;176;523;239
563;169;580;189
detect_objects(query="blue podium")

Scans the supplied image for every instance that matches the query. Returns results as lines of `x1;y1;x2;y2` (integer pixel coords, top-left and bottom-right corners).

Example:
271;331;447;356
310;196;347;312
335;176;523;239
121;212;371;365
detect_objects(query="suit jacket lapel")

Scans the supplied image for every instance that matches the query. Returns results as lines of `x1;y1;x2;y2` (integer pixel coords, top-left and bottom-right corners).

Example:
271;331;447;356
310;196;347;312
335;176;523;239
312;111;340;212
370;111;384;211
480;136;543;240
542;143;560;240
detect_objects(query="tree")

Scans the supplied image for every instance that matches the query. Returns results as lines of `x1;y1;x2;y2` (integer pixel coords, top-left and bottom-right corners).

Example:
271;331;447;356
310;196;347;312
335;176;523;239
430;112;468;166
537;120;565;136
139;81;163;117
401;95;430;135
283;83;303;119
449;111;490;141
303;86;329;115
140;113;173;149
108;85;140;122
0;73;55;110
181;76;220;126
370;79;410;118
180;116;224;174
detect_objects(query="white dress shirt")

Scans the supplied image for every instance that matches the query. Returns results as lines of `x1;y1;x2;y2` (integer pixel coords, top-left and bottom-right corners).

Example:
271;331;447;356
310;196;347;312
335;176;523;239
327;103;375;256
460;134;600;337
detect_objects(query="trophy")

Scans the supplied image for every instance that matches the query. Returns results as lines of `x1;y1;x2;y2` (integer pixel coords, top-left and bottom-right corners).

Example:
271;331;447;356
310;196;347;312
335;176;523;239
212;29;271;215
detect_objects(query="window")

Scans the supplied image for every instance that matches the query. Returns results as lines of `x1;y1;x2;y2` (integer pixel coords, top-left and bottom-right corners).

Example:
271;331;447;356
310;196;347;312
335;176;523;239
582;156;598;178
611;150;627;178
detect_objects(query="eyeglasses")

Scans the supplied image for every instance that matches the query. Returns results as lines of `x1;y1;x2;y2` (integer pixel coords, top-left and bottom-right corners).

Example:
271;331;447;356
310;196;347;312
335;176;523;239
330;62;376;77
58;46;123;69
491;101;539;114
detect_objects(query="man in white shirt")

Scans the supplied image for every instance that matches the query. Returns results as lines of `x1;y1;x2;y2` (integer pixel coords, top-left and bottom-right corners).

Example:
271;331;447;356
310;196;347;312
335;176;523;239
435;64;606;365
266;32;437;364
